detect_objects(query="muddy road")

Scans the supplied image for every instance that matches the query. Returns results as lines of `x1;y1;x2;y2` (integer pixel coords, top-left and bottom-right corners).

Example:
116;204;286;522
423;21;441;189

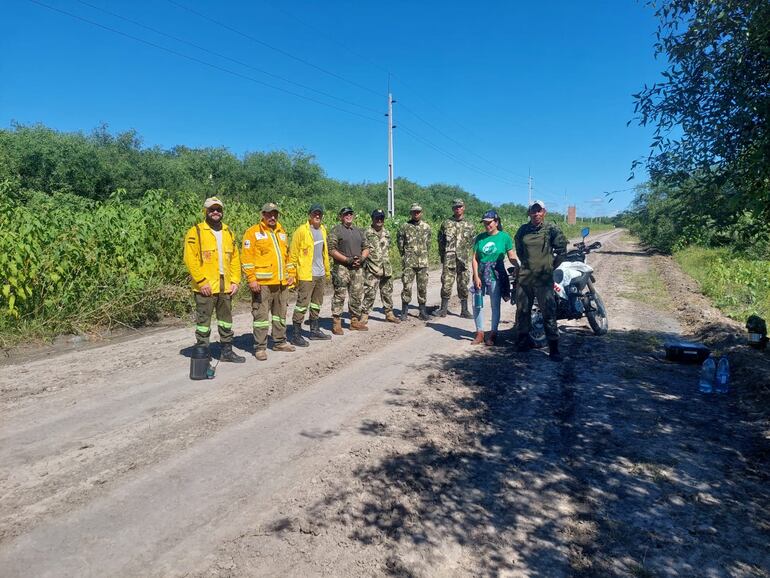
1;229;768;577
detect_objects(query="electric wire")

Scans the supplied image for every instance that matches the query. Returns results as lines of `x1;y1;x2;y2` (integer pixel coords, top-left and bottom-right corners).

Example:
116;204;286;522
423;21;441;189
74;0;382;116
26;0;383;124
397;123;527;190
165;0;382;98
259;0;532;185
399;102;530;185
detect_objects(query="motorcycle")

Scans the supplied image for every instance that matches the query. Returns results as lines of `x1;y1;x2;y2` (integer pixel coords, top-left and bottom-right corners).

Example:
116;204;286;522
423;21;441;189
520;227;609;346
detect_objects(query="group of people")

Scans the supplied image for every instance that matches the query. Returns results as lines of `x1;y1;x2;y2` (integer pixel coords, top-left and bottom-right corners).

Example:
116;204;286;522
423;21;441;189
183;196;567;363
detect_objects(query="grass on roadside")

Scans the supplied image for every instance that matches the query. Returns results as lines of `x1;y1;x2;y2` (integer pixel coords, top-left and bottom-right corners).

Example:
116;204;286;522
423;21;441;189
675;246;770;323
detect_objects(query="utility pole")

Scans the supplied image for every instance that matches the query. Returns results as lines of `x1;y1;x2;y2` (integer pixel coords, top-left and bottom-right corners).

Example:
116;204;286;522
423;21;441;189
386;86;396;217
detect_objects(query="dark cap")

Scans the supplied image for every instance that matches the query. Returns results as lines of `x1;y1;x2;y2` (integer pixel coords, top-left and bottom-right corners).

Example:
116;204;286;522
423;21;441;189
339;206;354;216
371;209;386;220
308;203;324;215
481;210;499;222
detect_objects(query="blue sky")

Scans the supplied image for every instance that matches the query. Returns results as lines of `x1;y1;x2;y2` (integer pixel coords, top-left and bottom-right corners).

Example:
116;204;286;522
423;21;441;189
2;0;663;216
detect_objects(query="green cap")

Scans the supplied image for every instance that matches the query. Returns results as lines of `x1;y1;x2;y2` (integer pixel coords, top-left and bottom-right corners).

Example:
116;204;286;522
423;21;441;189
261;202;280;213
410;203;423;212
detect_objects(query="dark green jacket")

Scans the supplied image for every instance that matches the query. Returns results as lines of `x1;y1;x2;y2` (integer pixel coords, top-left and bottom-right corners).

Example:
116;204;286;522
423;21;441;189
514;221;567;286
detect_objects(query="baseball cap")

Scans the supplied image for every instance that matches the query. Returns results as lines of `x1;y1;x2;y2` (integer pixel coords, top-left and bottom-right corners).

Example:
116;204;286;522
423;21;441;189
481;210;499;222
410;203;423;212
528;199;546;212
339;206;354;215
371;209;386;220
308;203;324;214
204;197;224;210
452;198;465;208
261;202;280;213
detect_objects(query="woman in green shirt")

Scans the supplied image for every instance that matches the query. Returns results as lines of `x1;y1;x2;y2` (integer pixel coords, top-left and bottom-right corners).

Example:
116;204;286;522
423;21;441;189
471;210;519;345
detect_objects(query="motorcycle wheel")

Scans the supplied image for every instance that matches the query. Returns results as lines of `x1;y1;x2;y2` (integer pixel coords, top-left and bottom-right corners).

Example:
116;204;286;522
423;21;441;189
529;310;548;348
585;290;608;335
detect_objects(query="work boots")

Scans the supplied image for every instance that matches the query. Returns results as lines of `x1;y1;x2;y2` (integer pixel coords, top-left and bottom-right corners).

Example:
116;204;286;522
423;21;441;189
350;317;369;331
548;339;562;362
332;316;344;335
385;310;401;324
220;344;246;363
471;330;485;345
290;322;309;347
308;318;331;340
516;334;536;353
418;304;430;321
400;301;409;322
460;298;473;319
274;341;296;352
432;298;449;318
484;331;497;346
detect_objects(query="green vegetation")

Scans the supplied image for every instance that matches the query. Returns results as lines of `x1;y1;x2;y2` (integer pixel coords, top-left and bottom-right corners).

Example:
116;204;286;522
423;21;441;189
0;124;611;344
675;246;770;322
617;1;770;324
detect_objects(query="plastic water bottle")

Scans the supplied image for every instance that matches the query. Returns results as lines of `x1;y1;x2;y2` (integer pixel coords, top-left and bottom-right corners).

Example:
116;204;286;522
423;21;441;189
699;357;715;394
473;288;484;309
715;356;730;394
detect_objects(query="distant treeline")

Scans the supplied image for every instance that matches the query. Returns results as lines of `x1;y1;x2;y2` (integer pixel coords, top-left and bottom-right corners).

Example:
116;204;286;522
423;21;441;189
0;123;534;224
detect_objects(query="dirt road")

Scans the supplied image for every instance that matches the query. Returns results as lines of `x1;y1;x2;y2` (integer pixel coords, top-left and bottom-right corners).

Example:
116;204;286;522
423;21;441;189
1;230;768;577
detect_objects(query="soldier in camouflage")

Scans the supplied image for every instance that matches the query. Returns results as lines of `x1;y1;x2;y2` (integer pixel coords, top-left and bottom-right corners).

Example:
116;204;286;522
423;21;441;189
397;203;432;321
362;209;400;324
328;207;370;334
514;200;568;361
434;198;476;318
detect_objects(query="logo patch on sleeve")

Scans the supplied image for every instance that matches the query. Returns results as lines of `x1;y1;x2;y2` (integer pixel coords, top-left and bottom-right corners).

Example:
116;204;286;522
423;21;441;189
244;240;251;248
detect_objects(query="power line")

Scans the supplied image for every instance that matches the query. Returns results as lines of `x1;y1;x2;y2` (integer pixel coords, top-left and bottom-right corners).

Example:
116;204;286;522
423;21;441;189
26;0;383;124
259;0;532;186
74;0;382;116
397;123;527;190
165;0;382;98
399;102;530;184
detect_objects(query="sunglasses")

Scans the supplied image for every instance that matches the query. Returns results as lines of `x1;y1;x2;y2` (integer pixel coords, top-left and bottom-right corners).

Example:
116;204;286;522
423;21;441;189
208;207;223;213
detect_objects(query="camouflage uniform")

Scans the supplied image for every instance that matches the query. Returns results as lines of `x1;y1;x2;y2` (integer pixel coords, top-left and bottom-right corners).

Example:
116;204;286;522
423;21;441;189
438;217;476;300
514;220;568;342
397;219;432;305
328;224;369;319
362;226;395;314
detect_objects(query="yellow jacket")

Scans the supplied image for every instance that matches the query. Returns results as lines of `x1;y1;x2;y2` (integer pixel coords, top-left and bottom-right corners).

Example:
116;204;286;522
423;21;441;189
183;222;241;293
289;221;330;282
241;221;295;285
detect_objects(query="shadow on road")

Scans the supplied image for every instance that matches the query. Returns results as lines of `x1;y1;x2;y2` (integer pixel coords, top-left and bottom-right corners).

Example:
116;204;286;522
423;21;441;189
301;324;770;575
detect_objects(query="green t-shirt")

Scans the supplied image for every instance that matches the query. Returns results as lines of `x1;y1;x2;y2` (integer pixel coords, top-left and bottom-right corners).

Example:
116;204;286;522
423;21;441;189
474;231;513;263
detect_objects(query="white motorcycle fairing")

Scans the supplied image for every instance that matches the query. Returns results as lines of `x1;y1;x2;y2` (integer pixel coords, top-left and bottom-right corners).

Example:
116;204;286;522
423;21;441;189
552;261;594;300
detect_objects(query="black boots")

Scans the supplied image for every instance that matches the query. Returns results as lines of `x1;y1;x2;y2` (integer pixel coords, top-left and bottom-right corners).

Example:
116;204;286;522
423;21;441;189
308;318;331;340
432;298;449;318
516;334;536;353
460;298;473;319
220;343;246;363
548;339;562;362
418;304;430;321
400;301;409;321
291;322;310;347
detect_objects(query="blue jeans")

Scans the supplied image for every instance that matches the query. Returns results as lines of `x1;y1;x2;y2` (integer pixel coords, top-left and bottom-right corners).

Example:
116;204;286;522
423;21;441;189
474;276;501;332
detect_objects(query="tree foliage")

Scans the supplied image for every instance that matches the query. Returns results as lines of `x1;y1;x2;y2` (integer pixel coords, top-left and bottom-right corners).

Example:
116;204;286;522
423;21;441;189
633;0;770;218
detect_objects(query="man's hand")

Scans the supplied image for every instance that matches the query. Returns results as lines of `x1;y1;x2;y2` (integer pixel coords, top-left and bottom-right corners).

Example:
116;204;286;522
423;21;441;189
229;283;239;296
199;283;212;297
287;275;295;286
248;281;262;294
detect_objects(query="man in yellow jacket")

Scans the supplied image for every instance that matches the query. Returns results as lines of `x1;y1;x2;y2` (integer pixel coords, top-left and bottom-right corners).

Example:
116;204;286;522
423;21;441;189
289;203;332;346
183;197;245;363
242;202;297;361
